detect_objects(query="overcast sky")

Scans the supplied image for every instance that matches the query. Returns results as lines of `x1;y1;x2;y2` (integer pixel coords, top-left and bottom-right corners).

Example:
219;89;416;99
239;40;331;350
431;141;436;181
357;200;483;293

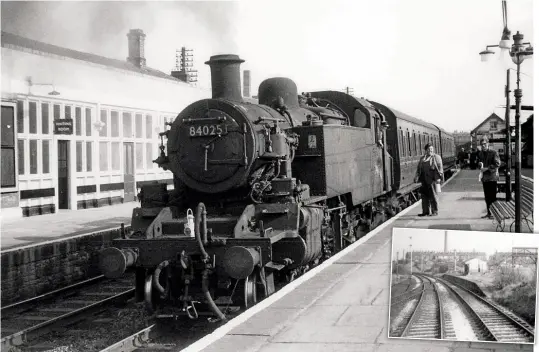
1;0;534;132
392;227;539;259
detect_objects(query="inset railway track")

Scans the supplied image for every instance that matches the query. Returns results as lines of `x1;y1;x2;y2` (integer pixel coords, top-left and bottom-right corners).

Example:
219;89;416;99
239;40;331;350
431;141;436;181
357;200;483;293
1;275;135;351
437;277;534;343
399;275;444;339
389;275;423;337
389;273;535;343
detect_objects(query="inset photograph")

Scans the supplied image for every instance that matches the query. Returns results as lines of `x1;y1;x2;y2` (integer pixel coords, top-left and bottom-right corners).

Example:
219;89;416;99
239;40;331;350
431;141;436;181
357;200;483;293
388;227;537;344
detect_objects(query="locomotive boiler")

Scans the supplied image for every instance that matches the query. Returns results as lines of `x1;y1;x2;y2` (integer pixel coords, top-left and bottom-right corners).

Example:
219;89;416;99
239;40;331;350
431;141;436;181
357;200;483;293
99;54;453;321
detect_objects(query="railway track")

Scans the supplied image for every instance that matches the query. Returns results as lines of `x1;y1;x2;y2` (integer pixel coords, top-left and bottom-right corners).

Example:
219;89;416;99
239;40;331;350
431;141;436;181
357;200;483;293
399;275;444;339
1;275;135;351
437;277;534;343
389;275;423;337
389;273;535;343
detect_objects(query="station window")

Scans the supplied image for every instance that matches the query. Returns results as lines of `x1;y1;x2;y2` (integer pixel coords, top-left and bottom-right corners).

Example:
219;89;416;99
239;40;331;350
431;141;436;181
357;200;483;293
99;110;108;137
145;115;153;139
86;142;92;172
65;105;72;120
1;106;16;188
42;103;50;134
111;142;120;170
18;140;24;175
29;140;38;174
75;107;82;136
17;100;24;134
76;141;83;172
135;114;143;138
146;143;154;169
99;142;108;171
54;104;61;120
42;140;50;174
29;102;37;134
111;111;120;137
123;112;132;138
136;143;144;169
85;108;92;136
490;121;498;130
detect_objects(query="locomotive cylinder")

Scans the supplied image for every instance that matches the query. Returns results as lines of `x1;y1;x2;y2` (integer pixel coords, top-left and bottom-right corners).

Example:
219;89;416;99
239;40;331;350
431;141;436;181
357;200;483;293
222;246;261;279
99;247;138;279
205;54;245;102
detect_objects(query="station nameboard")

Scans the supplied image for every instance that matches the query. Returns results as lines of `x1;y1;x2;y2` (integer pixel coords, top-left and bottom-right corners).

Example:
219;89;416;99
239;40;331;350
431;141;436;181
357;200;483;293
54;119;73;135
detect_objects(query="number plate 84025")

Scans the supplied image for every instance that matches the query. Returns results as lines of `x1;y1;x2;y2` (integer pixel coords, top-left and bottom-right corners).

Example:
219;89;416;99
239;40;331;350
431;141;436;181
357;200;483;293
188;124;227;137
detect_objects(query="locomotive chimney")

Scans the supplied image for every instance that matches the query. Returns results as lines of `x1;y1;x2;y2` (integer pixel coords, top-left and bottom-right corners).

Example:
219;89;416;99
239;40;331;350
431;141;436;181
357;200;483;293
205;54;245;101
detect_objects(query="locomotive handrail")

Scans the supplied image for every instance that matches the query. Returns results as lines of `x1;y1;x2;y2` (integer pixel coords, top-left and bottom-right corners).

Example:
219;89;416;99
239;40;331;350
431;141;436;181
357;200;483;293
185;116;227;123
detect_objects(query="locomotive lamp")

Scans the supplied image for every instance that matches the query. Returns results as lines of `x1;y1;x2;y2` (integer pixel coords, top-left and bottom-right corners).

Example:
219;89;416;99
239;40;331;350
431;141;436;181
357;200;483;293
480;28;533;233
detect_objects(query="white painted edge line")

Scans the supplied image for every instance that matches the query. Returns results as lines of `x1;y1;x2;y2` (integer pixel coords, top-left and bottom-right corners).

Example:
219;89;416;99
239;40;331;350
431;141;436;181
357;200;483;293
181;169;461;352
1;224;130;254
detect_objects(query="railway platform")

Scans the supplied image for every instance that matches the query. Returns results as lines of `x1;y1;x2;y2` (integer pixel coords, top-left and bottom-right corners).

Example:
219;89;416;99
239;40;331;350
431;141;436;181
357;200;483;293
186;170;535;352
0;202;134;250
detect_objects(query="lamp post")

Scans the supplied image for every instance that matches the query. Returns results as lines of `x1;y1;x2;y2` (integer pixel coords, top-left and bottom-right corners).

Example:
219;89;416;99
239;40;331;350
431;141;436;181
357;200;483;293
479;31;533;233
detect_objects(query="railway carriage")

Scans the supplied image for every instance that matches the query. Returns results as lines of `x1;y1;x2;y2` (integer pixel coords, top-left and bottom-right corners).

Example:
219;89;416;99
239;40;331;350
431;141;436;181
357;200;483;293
99;54;455;321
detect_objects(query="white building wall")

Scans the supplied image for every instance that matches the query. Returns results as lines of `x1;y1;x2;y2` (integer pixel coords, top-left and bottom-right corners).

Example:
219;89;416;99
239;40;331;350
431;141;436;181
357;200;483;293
1;46;211;218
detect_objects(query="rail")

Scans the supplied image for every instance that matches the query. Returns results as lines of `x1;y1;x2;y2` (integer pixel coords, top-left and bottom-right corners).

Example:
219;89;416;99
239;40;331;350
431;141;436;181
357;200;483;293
1;276;135;350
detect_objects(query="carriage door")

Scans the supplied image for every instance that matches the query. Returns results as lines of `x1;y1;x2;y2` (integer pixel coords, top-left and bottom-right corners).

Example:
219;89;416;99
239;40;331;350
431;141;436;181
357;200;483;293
57;140;70;209
123;142;135;202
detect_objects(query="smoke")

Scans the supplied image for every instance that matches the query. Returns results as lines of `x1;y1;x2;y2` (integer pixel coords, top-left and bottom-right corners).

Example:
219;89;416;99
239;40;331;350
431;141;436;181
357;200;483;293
1;1;239;86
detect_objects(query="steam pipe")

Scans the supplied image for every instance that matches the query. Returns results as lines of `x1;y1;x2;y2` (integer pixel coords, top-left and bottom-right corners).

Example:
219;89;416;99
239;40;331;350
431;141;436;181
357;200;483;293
153;260;170;296
195;202;210;261
202;268;227;322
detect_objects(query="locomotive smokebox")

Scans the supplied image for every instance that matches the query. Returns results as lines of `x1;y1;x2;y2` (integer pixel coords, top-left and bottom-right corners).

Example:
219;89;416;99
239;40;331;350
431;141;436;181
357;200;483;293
258;77;299;109
205;54;245;102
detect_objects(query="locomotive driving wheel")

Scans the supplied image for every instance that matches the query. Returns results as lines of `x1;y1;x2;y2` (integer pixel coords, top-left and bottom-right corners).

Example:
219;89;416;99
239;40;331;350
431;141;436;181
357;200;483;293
232;270;266;308
144;274;156;313
244;272;258;308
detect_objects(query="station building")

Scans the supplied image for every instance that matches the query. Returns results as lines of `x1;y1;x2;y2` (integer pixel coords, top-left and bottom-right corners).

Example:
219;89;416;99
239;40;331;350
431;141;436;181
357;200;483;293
464;258;488;273
470;113;506;154
1;29;210;220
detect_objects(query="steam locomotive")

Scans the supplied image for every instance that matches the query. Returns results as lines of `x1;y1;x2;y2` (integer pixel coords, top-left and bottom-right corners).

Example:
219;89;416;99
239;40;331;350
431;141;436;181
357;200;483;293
99;54;455;321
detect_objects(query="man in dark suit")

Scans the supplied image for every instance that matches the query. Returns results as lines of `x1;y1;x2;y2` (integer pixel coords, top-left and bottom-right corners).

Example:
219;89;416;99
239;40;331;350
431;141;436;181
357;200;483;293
477;137;501;219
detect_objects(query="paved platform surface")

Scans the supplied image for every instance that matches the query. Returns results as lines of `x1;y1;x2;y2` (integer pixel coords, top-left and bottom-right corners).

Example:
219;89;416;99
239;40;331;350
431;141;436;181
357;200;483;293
194;170;535;352
0;202;135;250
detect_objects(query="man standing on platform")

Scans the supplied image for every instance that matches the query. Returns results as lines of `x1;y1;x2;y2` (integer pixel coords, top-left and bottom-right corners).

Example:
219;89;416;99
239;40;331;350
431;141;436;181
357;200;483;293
478;137;501;219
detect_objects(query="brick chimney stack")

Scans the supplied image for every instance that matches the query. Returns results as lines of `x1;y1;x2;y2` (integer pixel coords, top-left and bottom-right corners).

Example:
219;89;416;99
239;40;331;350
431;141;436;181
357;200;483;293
127;29;146;68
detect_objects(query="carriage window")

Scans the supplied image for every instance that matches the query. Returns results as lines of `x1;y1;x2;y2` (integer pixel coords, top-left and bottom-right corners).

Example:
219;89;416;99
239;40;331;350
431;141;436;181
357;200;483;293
407;131;412;156
398;129;404;157
353;109;368;128
414;132;417;155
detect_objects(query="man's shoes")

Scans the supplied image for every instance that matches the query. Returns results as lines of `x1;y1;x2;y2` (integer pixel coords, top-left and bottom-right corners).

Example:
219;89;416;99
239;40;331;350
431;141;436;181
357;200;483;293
418;213;430;217
430;212;438;216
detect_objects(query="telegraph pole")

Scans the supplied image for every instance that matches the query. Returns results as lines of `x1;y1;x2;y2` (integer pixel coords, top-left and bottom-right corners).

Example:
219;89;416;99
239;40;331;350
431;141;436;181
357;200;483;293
344;86;354;95
409;236;413;275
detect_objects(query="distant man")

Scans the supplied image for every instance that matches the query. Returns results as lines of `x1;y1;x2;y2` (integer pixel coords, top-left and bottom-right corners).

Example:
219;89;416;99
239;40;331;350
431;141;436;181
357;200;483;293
477;137;501;219
457;148;467;169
